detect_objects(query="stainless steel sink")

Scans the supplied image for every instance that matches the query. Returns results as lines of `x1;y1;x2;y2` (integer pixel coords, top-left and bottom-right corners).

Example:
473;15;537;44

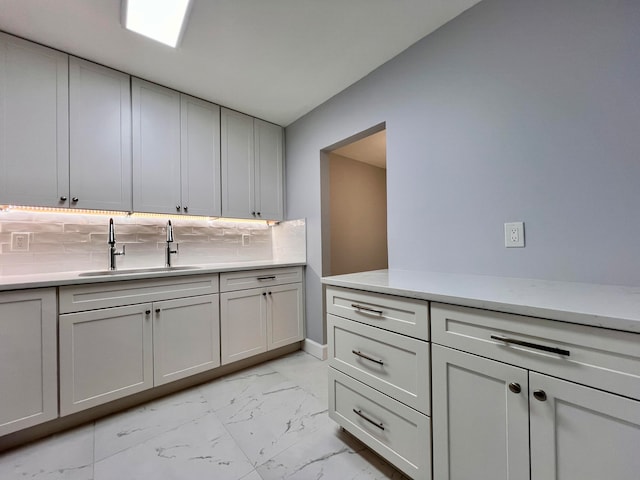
78;266;202;277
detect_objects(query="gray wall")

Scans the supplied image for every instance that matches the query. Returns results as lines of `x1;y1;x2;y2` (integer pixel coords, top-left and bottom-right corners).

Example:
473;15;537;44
286;0;640;344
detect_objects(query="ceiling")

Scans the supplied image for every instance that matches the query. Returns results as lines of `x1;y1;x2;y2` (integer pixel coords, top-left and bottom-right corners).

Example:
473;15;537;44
0;0;481;126
333;130;387;169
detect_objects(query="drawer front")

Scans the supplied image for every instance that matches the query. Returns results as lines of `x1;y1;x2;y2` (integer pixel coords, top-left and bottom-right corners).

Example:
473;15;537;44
326;286;429;340
59;274;219;313
220;267;303;292
329;367;431;480
328;314;430;414
431;303;640;400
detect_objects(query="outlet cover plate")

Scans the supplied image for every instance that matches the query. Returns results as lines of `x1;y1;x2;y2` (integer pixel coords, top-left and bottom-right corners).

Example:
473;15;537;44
11;232;30;251
504;222;525;248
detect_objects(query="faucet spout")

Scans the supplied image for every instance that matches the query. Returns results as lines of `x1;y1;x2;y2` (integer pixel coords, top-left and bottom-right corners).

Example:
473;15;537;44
108;218;116;245
165;220;178;267
108;218;125;270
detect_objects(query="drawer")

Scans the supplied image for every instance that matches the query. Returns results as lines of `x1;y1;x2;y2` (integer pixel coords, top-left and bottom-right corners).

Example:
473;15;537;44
329;367;431;480
326;286;429;340
59;274;219;313
220;267;303;292
328;314;430;414
431;302;640;400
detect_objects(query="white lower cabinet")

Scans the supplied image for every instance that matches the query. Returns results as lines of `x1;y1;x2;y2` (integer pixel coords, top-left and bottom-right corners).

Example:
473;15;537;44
431;345;529;480
326;286;431;480
59;276;220;415
59;303;153;416
152;295;220;386
0;289;58;436
431;302;640;480
220;267;304;365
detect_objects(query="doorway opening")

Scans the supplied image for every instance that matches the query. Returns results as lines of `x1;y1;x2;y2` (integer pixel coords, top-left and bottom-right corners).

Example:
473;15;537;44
321;124;388;277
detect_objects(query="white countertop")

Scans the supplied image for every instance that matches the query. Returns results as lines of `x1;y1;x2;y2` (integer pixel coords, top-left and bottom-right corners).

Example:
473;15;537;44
322;269;640;334
0;260;306;291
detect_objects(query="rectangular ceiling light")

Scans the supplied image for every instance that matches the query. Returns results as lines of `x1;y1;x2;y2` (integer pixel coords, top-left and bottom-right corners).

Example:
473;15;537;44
123;0;191;48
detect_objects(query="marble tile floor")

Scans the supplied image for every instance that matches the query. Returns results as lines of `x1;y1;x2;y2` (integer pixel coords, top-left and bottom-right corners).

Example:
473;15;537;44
0;351;410;479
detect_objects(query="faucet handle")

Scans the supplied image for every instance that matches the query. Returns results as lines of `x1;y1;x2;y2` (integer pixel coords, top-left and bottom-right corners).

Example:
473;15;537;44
115;244;126;256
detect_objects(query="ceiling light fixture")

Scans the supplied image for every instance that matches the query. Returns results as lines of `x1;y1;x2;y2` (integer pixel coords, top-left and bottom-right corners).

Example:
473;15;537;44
122;0;192;48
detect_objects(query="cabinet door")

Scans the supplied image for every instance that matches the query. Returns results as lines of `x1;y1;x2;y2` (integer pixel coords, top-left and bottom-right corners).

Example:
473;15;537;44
59;304;153;416
153;294;220;386
267;283;303;350
69;57;132;211
220;289;267;365
0;32;69;208
0;289;57;436
221;108;254;219
254;119;284;220
132;78;181;214
432;344;529;480
530;372;640;480
180;94;221;216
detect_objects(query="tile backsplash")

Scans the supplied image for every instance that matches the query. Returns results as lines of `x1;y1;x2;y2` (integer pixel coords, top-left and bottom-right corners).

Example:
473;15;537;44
0;210;305;275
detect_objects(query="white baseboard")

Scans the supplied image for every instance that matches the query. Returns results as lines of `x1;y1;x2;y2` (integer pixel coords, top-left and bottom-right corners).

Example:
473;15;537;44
303;338;328;360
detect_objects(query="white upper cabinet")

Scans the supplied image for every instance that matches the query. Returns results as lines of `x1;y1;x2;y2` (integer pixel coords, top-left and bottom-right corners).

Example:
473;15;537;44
69;57;132;211
180;94;221;216
133;78;221;216
0;32;69;207
132;78;182;214
254;119;284;220
221;108;284;220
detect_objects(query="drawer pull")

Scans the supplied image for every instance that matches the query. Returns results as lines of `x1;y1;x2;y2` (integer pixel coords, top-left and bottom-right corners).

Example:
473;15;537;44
351;304;383;315
353;409;384;430
352;350;384;366
257;275;276;281
490;335;570;356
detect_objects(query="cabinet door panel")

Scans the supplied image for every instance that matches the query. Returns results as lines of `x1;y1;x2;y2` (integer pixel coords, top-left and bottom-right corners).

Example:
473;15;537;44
254;119;283;220
0;33;68;207
180;94;221;217
220;289;266;365
267;283;303;350
153;294;220;386
70;57;132;211
132;78;181;214
530;372;640;480
59;304;153;415
432;344;529;480
0;289;57;436
221;108;254;219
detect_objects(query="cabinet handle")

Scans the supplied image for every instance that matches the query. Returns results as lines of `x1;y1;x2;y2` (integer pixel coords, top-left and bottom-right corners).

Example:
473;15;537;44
262;292;267;296
183;206;188;213
257;275;276;281
59;196;67;201
257;212;261;216
352;350;384;366
268;291;272;295
176;205;181;212
251;211;256;216
351;303;383;315
145;310;151;315
533;390;547;402
490;335;570;356
72;197;79;203
508;382;521;394
353;409;384;430
155;308;161;313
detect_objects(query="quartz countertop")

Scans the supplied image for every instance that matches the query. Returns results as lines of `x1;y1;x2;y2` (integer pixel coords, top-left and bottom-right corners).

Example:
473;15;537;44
322;269;640;334
0;260;306;291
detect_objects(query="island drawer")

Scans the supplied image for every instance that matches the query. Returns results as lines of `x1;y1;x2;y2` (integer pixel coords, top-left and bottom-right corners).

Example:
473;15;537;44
326;286;429;340
329;367;431;480
328;314;430;414
431;302;640;400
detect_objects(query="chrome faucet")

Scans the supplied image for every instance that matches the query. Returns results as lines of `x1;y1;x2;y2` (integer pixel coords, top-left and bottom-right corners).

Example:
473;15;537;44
108;218;125;270
165;220;178;267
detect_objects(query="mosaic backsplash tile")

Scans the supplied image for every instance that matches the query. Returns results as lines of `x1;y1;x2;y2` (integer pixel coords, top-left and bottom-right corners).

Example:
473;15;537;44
0;210;305;275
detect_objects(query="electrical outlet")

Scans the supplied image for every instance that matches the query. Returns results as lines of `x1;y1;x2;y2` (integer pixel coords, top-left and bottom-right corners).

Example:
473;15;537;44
242;234;250;247
504;222;525;248
11;232;30;251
